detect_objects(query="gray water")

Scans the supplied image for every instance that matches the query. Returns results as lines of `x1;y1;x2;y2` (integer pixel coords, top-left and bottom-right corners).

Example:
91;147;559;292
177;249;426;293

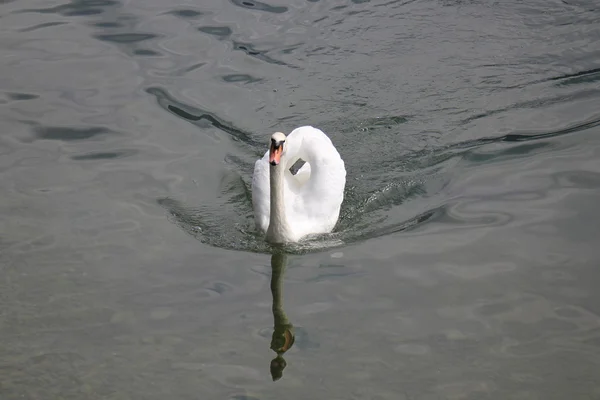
2;0;600;398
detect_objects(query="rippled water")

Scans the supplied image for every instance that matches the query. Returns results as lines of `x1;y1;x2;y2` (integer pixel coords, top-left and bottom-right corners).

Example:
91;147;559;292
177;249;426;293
2;0;600;398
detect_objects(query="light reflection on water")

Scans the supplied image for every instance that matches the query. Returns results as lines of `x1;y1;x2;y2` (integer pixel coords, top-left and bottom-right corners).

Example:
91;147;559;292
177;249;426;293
1;0;600;398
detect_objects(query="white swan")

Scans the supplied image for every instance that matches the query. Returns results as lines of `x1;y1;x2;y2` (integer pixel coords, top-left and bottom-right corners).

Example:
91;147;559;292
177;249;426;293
252;126;346;243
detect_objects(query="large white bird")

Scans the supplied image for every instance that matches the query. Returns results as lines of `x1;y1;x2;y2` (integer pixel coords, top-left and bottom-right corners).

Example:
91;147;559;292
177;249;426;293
252;126;346;243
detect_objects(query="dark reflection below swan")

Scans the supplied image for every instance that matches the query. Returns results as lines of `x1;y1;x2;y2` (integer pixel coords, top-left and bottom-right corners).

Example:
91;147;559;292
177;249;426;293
268;249;295;381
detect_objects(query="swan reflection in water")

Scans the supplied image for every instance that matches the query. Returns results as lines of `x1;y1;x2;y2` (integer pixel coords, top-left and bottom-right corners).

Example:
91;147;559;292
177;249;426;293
268;250;295;381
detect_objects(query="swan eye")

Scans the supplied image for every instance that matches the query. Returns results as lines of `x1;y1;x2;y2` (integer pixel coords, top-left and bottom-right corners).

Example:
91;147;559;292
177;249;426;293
271;139;285;150
269;139;285;165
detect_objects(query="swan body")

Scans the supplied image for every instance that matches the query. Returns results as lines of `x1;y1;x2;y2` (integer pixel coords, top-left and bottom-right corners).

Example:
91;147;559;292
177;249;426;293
252;126;346;243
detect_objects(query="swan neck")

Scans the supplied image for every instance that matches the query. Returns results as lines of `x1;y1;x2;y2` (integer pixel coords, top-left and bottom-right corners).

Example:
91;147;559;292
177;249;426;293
268;164;289;242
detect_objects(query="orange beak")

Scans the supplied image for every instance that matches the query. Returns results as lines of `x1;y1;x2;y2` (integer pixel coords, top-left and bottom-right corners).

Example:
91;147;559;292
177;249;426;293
269;143;283;166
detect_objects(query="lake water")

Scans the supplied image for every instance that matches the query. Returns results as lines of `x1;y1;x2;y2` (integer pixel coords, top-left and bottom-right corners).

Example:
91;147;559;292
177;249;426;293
1;0;600;398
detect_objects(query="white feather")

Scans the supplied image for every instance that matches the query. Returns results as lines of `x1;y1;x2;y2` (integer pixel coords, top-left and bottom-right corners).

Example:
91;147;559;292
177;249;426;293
251;126;346;243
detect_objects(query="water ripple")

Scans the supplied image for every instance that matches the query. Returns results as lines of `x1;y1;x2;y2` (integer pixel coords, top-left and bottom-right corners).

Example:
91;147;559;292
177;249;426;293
457;113;600;147
5;93;39;101
165;9;204;19
157;112;600;253
18;0;120;17
145;86;259;147
71;149;137;161
221;74;262;84
94;33;158;44
229;0;288;14
33;126;118;142
549;67;600;87
198;26;233;39
19;22;68;32
232;41;297;69
461;90;600;125
552;170;600;189
3;0;600;396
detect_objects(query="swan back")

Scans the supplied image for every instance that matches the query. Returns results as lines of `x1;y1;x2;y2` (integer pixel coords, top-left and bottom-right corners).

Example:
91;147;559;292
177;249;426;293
252;126;346;242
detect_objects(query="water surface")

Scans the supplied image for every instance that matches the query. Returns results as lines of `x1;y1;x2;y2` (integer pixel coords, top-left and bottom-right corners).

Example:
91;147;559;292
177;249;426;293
1;0;600;398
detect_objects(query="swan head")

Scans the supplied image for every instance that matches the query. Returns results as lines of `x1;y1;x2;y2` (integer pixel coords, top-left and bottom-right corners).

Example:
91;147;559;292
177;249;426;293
269;132;287;166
